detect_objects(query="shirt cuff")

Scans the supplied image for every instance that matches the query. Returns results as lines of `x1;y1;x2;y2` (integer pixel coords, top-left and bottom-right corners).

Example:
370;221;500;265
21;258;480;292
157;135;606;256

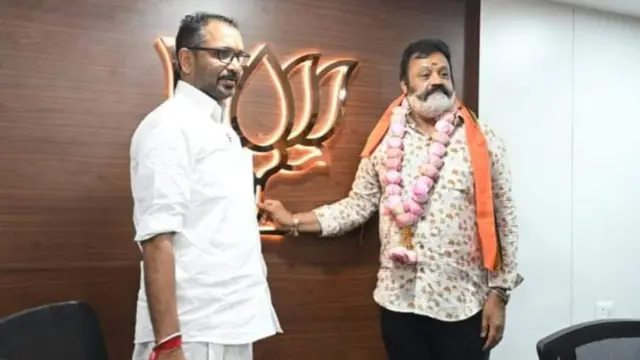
134;215;183;242
312;206;341;237
488;272;525;291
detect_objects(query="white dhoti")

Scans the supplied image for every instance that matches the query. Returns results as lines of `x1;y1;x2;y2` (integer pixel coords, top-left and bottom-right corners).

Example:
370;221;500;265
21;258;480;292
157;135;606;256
132;342;252;360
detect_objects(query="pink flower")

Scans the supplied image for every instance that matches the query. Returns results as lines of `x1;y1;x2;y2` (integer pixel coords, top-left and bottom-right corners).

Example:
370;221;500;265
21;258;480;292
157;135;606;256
386;195;404;213
387;195;401;204
429;142;446;157
385;158;402;170
405;250;417;264
406;200;424;216
396;213;419;226
413;178;430;195
435;119;455;135
389;247;417;265
387;137;403;149
412;193;429;203
416;176;434;188
386;148;404;159
431;132;450;145
438;112;455;124
384;170;402;184
389;247;408;263
389;122;405;136
428;155;444;169
385;184;402;196
419;164;439;178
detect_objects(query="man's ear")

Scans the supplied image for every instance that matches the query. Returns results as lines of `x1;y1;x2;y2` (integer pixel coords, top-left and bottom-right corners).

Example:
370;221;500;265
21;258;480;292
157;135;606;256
177;48;194;75
400;80;408;95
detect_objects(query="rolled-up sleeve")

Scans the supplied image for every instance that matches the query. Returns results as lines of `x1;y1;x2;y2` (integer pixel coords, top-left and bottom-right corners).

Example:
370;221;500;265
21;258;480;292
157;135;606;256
130;120;191;242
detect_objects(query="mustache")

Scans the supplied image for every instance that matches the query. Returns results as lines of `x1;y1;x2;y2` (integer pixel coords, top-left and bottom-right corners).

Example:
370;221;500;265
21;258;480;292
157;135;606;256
418;84;451;100
218;71;239;82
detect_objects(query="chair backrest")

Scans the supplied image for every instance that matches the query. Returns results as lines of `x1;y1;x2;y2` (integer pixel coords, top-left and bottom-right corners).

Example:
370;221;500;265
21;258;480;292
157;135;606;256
0;301;108;360
536;319;640;360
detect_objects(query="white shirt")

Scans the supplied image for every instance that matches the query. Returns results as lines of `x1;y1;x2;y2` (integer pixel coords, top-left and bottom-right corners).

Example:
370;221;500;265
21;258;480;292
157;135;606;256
130;81;282;345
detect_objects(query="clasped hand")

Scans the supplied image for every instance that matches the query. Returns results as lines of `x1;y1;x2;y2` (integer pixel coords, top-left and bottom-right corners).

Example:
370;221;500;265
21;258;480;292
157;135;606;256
258;199;293;227
260;200;507;353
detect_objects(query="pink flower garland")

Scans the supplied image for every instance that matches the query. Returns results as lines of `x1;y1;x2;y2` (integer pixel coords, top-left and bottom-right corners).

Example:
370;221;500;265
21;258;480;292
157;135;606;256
381;100;457;265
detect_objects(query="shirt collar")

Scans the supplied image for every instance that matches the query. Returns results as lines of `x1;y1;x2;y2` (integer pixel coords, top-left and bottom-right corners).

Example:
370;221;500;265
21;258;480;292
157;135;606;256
174;80;225;123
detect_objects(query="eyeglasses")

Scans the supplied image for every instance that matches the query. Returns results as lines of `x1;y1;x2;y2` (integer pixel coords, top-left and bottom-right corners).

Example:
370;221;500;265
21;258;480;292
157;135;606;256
186;46;251;66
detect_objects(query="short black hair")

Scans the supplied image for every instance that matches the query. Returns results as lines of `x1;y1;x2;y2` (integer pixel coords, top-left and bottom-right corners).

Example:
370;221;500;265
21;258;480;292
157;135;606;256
399;38;454;85
173;12;239;87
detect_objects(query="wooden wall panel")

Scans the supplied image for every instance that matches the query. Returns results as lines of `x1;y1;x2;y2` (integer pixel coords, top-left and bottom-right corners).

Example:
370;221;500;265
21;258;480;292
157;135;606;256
0;0;479;359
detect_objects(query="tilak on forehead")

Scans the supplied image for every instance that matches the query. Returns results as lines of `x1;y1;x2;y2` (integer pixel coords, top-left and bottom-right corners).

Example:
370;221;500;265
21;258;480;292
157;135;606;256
360;57;501;271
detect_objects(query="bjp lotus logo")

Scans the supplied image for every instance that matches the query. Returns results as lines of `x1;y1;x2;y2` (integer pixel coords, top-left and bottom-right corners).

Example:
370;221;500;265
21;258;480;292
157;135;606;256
153;37;359;234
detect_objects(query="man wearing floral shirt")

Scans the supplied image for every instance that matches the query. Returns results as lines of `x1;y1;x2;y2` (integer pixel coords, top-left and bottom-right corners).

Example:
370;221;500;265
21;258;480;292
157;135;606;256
259;38;522;360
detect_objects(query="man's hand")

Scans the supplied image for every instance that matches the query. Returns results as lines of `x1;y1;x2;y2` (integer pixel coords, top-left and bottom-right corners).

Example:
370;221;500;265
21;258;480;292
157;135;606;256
481;291;506;351
258;199;294;227
155;347;186;360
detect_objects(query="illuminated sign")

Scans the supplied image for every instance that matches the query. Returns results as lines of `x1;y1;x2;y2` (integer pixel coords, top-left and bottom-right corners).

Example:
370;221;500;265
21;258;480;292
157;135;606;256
153;37;359;235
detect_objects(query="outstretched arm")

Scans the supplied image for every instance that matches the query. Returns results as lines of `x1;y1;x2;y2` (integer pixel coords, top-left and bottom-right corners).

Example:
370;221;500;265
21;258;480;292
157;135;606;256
263;157;381;236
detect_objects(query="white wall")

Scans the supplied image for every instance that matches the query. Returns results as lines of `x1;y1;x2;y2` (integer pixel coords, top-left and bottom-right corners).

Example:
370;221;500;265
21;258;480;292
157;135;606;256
571;6;640;324
479;1;640;359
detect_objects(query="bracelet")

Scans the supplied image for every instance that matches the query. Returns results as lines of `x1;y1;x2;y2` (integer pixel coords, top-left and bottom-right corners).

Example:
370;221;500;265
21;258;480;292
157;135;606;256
290;216;300;237
149;333;182;360
489;287;509;304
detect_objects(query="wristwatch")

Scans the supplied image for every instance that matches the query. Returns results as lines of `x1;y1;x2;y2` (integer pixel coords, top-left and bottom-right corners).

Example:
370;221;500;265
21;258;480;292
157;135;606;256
489;287;510;305
290;216;300;237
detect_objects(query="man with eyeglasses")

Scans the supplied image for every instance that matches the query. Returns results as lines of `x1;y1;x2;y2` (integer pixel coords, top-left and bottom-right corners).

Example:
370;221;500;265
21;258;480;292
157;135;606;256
129;12;281;360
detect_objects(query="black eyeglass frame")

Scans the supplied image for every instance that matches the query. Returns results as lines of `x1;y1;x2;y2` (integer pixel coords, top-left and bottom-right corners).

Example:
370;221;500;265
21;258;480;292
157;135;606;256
184;46;251;65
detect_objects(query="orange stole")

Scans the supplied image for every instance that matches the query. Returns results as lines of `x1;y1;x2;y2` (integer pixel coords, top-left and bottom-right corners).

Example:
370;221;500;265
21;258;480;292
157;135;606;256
360;95;501;271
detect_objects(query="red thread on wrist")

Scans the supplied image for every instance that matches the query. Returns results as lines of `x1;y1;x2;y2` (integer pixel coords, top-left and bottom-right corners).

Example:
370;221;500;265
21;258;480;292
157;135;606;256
149;334;182;360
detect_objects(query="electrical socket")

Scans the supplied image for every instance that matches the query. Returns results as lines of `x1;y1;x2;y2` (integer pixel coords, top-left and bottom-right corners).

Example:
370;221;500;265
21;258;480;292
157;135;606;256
595;301;614;319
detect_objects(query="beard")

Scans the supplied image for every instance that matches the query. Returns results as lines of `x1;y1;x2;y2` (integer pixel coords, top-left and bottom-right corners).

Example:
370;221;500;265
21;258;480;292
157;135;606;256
195;65;239;102
408;85;456;119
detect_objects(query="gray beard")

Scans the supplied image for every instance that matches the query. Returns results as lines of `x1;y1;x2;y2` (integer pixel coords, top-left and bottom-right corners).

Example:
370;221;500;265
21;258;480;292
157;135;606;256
409;92;456;119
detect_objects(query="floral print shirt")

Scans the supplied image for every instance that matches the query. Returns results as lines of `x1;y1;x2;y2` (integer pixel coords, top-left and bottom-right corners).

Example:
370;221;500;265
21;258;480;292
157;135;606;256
313;117;520;321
